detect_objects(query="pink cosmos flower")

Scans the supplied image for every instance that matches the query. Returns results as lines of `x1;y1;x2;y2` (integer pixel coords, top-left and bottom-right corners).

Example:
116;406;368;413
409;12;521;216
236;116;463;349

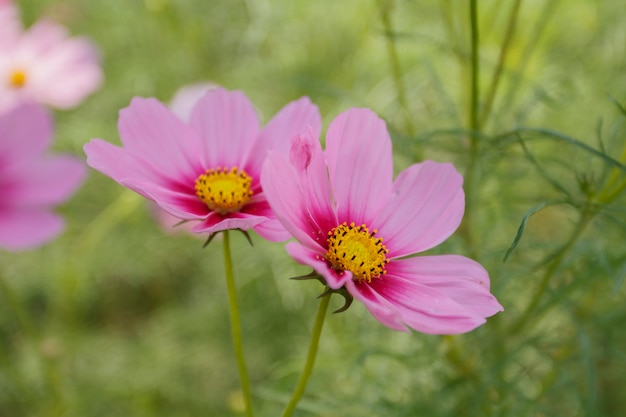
0;1;103;112
0;103;86;251
84;88;321;241
261;108;503;334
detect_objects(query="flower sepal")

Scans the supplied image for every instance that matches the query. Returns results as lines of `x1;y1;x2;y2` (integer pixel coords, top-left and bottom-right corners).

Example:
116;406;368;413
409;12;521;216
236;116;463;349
290;270;354;313
202;228;254;248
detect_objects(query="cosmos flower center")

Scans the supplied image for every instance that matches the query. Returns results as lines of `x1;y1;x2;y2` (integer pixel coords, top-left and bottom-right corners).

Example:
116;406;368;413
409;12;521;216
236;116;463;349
195;167;253;214
9;69;27;89
325;222;389;283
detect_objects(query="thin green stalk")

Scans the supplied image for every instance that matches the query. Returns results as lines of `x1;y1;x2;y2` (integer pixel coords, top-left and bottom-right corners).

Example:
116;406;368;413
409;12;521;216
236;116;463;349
479;0;523;128
378;0;417;148
509;209;594;336
281;293;331;417
461;0;481;258
0;273;63;413
468;0;480;134
222;230;255;417
498;0;560;121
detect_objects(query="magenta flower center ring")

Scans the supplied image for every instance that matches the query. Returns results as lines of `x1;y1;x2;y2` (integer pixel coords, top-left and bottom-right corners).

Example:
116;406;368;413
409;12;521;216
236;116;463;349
194;166;253;214
325;222;389;283
9;69;27;89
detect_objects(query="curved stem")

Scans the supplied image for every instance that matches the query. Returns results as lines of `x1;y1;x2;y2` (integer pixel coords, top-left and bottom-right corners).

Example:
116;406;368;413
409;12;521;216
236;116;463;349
509;209;594;336
222;230;255;417
281;293;331;417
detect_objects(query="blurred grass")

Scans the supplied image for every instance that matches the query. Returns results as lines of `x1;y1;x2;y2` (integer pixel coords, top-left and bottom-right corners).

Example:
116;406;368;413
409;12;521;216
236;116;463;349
1;0;626;416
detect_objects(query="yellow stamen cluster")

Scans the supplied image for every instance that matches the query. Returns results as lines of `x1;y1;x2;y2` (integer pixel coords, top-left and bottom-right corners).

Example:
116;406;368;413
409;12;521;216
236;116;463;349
9;70;27;88
325;221;389;283
195;166;253;214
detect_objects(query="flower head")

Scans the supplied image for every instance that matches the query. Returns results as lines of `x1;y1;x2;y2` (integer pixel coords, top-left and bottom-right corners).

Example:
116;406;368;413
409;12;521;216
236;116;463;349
84;88;321;241
261;108;503;334
0;1;103;112
0;103;86;251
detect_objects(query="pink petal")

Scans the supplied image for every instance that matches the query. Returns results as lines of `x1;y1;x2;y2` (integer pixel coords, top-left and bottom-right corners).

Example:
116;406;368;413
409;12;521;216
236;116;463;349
19;20;67;53
288;133;337;235
84;139;167;190
0;103;52;162
285;242;352;289
261;150;328;250
84;139;207;219
245;97;321;179
375;161;465;257
124;180;207;219
0;208;64;251
30;36;103;109
235;198;290;242
0;1;21;48
252;217;292;242
386;255;503;318
346;255;502;334
7;155;86;206
344;280;406;331
325;108;393;226
349;277;486;334
188;88;259;170
118;97;203;182
191;211;267;235
169;83;218;122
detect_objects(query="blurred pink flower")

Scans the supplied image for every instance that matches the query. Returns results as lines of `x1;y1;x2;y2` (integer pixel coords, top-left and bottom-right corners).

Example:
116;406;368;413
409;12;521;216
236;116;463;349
261;108;503;334
0;0;21;48
0;1;103;112
0;103;86;251
169;82;217;122
84;88;321;241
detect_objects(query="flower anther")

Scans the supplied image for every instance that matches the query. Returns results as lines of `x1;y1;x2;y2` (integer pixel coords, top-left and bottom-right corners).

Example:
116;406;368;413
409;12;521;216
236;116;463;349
195;166;253;214
325;222;389;283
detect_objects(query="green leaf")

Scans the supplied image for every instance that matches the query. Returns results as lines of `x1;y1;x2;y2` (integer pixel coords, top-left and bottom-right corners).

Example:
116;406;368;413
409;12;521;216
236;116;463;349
503;199;565;262
511;128;626;172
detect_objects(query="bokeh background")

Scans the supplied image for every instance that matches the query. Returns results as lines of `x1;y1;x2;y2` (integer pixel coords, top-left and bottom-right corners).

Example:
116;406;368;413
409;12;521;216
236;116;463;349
1;0;626;416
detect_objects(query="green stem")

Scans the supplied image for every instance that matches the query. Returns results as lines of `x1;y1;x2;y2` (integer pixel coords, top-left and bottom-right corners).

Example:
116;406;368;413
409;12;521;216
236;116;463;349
281;293;331;417
469;0;480;134
479;0;523;128
378;0;418;149
509;209;594;335
596;139;626;203
461;0;481;258
498;0;560;122
222;230;255;417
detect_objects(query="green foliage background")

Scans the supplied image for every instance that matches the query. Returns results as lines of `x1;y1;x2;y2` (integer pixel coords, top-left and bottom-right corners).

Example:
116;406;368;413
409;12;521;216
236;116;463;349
1;0;625;416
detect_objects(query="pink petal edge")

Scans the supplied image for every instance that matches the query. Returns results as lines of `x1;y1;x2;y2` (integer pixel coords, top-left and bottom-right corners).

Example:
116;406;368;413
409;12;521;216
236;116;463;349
325;108;393;226
375;161;465;257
